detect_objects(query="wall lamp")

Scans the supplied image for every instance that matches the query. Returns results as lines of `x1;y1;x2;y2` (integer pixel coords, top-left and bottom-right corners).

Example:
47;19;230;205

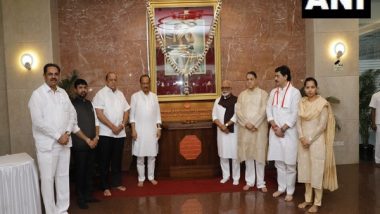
21;53;33;70
334;42;345;65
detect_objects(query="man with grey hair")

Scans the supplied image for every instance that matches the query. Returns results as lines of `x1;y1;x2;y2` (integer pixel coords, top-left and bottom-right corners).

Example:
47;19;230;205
212;80;240;185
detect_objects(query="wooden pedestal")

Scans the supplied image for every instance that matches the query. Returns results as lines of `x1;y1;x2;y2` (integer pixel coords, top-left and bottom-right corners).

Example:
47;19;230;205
156;121;220;178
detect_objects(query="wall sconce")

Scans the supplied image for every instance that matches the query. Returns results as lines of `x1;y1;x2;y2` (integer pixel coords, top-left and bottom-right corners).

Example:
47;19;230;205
21;53;33;70
333;42;345;72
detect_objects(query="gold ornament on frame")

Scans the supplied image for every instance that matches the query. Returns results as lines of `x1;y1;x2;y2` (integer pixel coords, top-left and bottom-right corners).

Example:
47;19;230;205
146;0;222;101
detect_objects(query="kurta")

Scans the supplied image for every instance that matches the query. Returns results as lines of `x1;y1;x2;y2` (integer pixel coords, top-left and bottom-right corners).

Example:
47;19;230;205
236;87;269;163
212;97;238;159
266;83;301;165
130;90;162;157
297;96;338;191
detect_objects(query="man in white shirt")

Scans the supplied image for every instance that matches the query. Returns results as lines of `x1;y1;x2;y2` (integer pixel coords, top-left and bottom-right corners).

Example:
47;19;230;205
29;63;91;214
370;91;380;165
92;72;130;196
212;80;240;185
266;65;301;202
130;75;162;187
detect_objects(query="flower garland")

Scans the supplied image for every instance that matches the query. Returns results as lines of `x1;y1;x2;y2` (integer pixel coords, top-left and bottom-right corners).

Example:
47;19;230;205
146;0;222;77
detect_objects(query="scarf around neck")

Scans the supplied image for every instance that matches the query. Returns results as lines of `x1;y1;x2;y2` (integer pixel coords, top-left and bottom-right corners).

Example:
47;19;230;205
218;94;237;133
298;95;338;191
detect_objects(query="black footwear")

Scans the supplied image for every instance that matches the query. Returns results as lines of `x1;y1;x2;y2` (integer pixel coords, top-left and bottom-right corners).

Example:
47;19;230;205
86;197;100;203
78;201;89;209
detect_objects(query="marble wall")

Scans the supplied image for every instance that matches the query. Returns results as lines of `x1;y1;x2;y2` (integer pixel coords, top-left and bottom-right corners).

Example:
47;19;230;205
0;0;10;155
1;0;59;157
58;0;306;100
305;19;360;164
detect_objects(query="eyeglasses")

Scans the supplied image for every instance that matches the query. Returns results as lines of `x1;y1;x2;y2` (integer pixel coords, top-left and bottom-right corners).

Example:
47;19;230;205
221;87;231;90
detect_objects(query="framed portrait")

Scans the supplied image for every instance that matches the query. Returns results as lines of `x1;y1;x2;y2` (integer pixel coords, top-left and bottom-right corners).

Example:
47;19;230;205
147;0;221;102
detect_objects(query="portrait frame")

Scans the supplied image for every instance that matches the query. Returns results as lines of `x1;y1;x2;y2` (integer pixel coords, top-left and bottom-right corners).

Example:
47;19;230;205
147;0;221;102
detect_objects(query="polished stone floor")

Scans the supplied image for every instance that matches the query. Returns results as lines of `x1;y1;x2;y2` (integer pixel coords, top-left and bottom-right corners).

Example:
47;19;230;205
68;163;380;214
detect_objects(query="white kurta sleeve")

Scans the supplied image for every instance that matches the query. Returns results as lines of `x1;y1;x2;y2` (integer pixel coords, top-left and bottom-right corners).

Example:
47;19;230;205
212;99;219;122
28;92;61;140
93;107;100;126
266;90;275;122
155;95;162;124
69;102;80;133
129;94;137;123
284;91;301;128
369;94;376;108
65;94;79;133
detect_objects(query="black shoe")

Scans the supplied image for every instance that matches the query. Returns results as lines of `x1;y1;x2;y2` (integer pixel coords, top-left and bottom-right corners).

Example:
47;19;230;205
86;197;100;203
78;201;89;209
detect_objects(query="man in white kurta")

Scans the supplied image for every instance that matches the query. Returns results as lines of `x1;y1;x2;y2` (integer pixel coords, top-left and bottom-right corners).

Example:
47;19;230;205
370;91;380;165
266;65;301;201
236;71;268;192
92;72;130;196
212;80;240;185
130;75;162;187
29;63;79;214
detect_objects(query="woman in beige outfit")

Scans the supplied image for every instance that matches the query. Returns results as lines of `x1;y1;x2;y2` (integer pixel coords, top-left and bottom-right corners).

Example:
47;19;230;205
296;77;338;213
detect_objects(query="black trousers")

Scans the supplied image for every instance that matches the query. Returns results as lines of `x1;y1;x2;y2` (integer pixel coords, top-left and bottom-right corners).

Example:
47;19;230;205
73;149;96;202
97;136;125;190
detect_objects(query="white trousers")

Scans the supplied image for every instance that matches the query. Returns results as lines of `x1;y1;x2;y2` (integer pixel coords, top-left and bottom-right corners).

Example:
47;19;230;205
275;161;296;195
36;146;70;214
245;160;266;188
220;158;240;181
137;156;156;182
376;125;380;163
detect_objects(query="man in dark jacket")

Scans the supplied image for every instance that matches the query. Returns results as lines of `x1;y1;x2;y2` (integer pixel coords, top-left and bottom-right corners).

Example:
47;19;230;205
71;79;100;209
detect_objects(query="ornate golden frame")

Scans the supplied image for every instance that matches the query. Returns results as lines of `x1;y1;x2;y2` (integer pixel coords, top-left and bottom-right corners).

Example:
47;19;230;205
147;0;221;102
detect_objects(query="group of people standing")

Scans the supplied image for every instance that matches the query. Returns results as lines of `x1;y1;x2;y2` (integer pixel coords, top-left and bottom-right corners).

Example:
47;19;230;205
28;63;338;214
29;64;162;213
212;65;338;213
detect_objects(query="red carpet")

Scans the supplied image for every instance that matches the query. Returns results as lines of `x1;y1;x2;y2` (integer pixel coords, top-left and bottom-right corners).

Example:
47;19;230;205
93;171;277;198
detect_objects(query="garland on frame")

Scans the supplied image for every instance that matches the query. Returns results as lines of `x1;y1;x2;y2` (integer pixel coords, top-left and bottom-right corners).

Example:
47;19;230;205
146;0;222;78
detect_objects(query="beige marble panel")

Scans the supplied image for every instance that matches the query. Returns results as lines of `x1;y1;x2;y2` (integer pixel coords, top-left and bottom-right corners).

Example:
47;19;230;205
0;1;10;155
333;119;360;165
1;0;52;43
4;42;53;90
10;133;36;160
0;135;10;156
313;32;359;77
0;89;9;136
6;89;33;137
316;76;359;121
314;19;359;33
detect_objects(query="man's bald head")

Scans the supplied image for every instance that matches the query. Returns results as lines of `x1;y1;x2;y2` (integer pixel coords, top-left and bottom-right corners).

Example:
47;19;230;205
105;72;118;91
222;80;232;88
